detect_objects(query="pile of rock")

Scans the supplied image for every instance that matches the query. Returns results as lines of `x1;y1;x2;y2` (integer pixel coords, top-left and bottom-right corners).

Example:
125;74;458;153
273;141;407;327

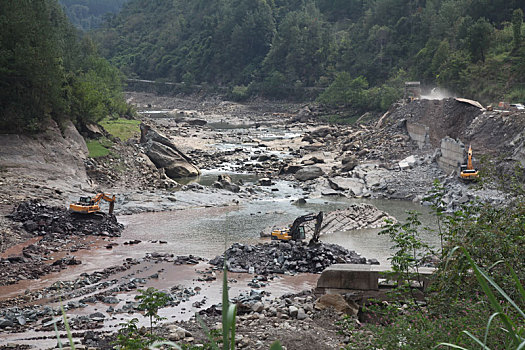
9;200;124;237
209;241;376;275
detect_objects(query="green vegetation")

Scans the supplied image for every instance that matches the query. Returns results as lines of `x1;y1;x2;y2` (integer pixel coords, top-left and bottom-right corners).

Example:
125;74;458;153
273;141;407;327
342;179;525;349
99;117;140;141
59;0;129;31
92;0;525;112
0;0;129;133
86;139;112;158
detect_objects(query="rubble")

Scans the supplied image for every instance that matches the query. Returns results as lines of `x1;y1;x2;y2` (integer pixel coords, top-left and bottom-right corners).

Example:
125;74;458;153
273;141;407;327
10;200;123;237
209;241;376;275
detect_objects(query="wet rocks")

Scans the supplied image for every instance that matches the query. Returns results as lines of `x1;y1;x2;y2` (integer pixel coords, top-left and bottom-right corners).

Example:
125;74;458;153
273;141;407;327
294;166;325;181
210;241;372;275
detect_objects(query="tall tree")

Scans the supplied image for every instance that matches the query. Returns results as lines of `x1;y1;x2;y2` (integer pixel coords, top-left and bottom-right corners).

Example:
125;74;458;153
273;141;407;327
512;8;523;51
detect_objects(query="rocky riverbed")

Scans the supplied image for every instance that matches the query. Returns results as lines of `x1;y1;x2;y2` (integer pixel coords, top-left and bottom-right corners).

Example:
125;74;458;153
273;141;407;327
0;92;519;349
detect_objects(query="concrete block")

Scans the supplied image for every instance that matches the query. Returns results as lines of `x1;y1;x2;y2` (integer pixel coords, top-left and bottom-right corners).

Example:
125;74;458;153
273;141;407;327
316;264;379;291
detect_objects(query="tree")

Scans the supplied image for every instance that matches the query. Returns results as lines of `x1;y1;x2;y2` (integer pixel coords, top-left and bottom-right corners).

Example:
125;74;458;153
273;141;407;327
466;17;494;62
512;8;523;51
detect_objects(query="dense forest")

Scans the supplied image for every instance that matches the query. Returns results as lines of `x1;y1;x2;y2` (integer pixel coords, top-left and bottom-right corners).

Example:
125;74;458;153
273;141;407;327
59;0;128;31
92;0;525;109
0;0;130;133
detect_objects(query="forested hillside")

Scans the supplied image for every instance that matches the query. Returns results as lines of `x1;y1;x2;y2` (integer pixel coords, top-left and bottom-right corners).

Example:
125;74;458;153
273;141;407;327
0;0;130;133
93;0;525;108
59;0;129;31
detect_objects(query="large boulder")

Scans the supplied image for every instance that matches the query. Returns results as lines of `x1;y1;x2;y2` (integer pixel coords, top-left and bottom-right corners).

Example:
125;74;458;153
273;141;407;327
294;166;325;181
140;123;200;179
328;177;366;196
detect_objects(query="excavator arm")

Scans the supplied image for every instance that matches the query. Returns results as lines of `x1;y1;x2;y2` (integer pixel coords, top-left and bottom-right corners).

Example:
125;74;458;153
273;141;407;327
289;212;323;241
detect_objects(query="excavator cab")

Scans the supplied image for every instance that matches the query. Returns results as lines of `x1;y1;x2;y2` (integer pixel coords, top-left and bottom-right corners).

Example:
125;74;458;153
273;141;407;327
70;193;116;215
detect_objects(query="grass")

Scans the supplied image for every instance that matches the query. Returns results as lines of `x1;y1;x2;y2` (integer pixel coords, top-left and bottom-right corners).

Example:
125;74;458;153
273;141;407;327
99;117;141;141
86;138;111;158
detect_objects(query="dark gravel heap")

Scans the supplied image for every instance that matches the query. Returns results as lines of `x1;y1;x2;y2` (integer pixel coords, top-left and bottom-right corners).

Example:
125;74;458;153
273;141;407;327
10;200;124;237
210;241;378;275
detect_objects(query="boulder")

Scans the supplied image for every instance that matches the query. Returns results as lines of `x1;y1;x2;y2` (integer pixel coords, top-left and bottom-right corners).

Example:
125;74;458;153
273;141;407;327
314;294;358;316
294;166;324;181
140;123;200;179
328;177;366;197
341;155;358;172
399;155;417;170
214;174;240;193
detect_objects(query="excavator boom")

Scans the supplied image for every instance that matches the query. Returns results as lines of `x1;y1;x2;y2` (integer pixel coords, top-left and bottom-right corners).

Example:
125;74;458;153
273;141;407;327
271;212;323;241
460;145;479;181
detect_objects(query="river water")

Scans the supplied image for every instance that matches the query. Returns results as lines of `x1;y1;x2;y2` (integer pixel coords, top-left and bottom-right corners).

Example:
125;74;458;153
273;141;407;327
118;190;440;266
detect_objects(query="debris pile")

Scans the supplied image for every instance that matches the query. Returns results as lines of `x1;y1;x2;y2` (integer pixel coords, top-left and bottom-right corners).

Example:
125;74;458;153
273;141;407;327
209;241;377;275
10;200;124;237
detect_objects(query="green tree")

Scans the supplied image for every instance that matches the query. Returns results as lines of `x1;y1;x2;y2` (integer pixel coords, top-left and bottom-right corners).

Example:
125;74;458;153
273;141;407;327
512;8;523;50
263;2;329;87
317;72;370;109
466;17;494;62
136;287;169;335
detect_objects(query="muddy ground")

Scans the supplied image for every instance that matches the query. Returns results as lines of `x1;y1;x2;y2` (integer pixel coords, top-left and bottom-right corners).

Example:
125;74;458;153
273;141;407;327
0;92;522;349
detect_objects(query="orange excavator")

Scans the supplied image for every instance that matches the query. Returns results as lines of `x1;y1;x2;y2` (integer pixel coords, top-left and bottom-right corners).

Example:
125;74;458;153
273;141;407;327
70;193;116;215
460;145;479;181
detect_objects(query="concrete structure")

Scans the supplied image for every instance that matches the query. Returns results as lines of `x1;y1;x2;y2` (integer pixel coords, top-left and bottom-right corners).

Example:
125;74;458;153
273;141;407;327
315;264;435;296
438;137;465;174
406;122;430;149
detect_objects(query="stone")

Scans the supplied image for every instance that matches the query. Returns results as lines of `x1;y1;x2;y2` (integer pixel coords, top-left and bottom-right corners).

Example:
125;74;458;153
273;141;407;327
314;294;358;316
294;166;324;181
140;123;200;179
167;325;192;341
89;312;106;321
251;302;264;313
288;305;299;318
0;318;14;328
296;308;308;320
328;177;366;196
258;178;273;186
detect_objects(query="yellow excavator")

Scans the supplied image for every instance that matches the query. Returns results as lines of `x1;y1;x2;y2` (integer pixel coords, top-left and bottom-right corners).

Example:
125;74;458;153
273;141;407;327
70;193;116;215
460;145;479;181
271;212;323;242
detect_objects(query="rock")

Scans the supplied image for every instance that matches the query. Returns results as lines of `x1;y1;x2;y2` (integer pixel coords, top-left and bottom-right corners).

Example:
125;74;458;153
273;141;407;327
288;305;299;318
294;166;325;181
341;155;358;172
89;312;105;321
252;302;264;313
258;178;273;186
0;318;14;328
328;177;366;196
140;123;200;179
167;325;192;341
296;308;308;320
315;294;358;316
399;155;417;170
102;296;119;304
215;174;240;193
17;316;27;325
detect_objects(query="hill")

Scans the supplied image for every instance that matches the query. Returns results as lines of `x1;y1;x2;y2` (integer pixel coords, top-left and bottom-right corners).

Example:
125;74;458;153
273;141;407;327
92;0;525;108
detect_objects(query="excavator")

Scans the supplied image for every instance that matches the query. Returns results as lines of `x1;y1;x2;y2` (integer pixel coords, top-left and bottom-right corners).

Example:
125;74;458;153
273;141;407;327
459;145;479;181
271;212;323;243
70;193;116;215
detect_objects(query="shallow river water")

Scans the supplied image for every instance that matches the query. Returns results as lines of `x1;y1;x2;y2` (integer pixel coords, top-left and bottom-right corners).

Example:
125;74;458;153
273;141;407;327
118;192;439;266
